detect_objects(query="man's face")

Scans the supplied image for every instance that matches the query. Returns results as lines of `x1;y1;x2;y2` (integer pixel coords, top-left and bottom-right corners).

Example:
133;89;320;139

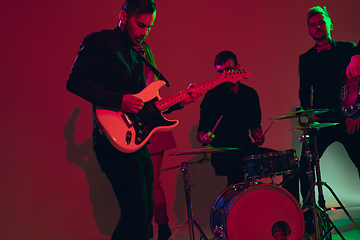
121;11;156;46
308;14;332;42
215;59;239;76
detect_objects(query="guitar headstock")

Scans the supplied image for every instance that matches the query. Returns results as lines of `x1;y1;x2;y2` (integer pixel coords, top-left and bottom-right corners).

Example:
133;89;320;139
222;69;251;84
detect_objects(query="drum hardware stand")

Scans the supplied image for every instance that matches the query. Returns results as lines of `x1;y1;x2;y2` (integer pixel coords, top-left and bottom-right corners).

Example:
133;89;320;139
160;154;210;240
299;118;360;240
279;172;298;188
244;173;263;184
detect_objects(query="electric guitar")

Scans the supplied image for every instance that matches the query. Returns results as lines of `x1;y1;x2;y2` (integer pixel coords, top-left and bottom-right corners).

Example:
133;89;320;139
340;76;360;118
95;69;251;153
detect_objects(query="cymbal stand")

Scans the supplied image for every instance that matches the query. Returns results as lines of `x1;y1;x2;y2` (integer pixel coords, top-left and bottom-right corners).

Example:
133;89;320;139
299;118;359;240
159;154;209;240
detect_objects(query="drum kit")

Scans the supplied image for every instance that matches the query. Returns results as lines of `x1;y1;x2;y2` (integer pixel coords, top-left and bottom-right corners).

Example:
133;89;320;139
161;108;360;240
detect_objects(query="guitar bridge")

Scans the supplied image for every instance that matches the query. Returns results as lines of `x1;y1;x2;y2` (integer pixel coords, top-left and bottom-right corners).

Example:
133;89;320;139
121;114;133;128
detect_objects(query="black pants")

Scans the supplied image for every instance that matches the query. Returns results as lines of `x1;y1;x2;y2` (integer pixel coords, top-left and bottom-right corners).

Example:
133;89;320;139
94;136;154;240
299;123;360;207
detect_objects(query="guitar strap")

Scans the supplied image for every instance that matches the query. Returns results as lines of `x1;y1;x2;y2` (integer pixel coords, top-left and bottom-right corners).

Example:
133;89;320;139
101;29;171;87
131;47;171;87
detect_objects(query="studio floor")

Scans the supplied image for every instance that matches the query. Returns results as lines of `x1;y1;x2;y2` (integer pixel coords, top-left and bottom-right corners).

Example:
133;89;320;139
152;205;360;240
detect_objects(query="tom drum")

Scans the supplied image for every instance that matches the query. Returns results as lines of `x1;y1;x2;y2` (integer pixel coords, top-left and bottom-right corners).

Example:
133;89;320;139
243;149;298;179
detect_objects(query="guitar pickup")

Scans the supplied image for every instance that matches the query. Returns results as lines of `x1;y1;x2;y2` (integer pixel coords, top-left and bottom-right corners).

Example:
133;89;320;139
121;114;133;128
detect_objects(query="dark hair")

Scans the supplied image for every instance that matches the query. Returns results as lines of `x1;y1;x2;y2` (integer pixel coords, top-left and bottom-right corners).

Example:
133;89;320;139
121;0;157;16
307;6;330;24
214;51;238;67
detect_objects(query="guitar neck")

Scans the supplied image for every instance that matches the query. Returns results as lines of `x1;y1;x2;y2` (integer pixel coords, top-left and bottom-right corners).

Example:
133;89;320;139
155;71;246;111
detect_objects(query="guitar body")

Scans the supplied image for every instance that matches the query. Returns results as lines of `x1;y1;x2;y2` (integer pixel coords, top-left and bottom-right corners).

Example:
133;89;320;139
95;81;179;153
95;69;251;153
341;76;360;119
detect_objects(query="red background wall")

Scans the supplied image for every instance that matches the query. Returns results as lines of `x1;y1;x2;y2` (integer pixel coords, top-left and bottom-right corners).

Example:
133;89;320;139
1;0;360;239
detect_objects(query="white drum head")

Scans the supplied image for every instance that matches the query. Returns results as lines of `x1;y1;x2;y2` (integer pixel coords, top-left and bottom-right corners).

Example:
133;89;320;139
226;184;304;240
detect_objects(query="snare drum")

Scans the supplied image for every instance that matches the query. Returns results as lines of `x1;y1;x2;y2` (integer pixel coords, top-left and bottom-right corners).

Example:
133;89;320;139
243;149;298;179
210;183;304;240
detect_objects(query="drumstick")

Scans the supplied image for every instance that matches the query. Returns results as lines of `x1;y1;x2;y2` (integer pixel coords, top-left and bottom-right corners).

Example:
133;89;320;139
211;115;223;135
260;121;274;138
202;115;223;146
202;115;222;146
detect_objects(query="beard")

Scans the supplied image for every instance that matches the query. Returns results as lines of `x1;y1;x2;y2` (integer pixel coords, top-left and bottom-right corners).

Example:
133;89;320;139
311;30;329;42
122;24;142;46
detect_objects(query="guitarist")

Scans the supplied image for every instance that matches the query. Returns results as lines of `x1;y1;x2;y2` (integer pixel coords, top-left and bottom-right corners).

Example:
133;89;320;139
66;1;202;239
298;6;360;235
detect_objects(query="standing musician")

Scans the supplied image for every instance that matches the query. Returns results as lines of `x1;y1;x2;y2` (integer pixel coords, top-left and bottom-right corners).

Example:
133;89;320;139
197;51;272;186
298;5;360;234
66;0;202;239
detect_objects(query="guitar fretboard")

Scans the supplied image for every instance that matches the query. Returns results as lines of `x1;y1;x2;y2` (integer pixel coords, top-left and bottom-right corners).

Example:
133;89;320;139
155;70;249;111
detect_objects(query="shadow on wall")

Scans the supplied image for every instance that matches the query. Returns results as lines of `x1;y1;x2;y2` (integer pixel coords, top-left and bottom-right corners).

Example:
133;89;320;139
63;107;118;237
173;123;227;229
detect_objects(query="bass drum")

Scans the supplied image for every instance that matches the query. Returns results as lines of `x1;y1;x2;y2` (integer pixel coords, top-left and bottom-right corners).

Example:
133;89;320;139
210;183;304;240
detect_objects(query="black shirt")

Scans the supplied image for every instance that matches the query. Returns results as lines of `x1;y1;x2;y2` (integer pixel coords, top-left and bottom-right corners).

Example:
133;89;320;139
197;82;262;148
298;40;356;122
67;26;147;146
67;26;146;110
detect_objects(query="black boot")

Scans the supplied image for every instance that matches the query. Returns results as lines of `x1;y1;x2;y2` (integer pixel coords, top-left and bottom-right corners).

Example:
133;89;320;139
303;208;315;236
158;223;172;240
150;223;154;239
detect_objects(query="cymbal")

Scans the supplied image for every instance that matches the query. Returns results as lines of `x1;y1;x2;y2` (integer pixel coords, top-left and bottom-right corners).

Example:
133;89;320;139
168;146;242;156
289;122;339;131
269;109;332;120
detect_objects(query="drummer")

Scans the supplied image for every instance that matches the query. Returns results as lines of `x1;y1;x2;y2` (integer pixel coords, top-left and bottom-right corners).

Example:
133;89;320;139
197;51;277;186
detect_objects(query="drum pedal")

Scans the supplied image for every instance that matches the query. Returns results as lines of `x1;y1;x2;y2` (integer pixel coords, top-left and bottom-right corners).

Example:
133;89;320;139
213;225;225;240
